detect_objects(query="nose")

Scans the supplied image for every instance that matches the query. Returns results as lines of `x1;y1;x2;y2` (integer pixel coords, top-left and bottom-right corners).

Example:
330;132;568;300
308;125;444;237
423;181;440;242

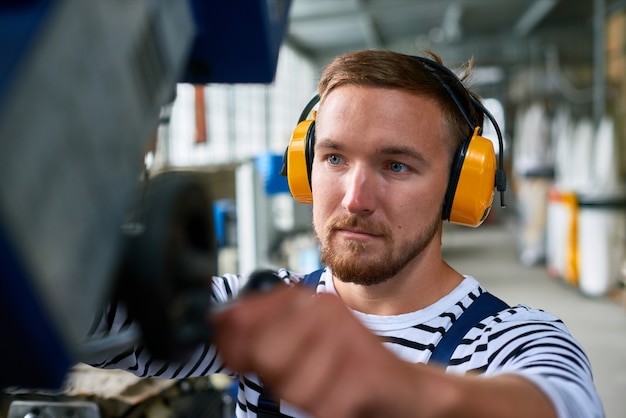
341;164;376;215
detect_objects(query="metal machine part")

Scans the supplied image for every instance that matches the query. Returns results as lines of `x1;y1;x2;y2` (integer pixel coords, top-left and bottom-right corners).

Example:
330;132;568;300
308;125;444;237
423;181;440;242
3;368;236;418
8;400;101;418
0;0;293;389
0;0;194;389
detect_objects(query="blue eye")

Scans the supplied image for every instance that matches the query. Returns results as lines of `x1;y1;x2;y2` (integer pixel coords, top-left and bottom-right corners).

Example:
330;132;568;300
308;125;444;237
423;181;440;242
389;162;408;173
328;154;342;165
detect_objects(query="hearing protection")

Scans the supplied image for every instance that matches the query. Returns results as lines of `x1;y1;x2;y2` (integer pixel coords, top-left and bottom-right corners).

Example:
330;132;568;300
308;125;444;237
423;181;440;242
281;56;506;228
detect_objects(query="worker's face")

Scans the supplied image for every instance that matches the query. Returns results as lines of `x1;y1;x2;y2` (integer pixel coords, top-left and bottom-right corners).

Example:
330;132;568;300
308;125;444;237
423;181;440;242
311;86;452;286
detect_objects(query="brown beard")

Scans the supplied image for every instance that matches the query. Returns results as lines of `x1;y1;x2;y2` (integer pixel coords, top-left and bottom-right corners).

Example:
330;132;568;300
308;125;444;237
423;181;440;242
315;213;440;286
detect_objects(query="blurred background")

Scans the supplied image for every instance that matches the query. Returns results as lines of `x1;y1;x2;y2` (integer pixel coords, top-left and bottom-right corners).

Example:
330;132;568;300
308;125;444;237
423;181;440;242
2;0;626;417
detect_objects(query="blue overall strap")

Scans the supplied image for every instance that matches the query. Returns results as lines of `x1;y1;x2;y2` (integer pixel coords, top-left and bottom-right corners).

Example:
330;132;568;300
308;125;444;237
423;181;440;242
256;391;282;417
301;268;324;287
256;268;325;417
429;292;509;366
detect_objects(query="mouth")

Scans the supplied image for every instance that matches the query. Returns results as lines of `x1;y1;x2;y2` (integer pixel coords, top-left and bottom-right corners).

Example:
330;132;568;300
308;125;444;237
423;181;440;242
334;227;383;241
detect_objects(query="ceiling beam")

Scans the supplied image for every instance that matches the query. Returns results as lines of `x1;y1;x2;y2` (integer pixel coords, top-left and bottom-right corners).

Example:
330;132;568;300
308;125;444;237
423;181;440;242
288;1;436;23
358;14;383;48
514;0;559;38
356;0;382;48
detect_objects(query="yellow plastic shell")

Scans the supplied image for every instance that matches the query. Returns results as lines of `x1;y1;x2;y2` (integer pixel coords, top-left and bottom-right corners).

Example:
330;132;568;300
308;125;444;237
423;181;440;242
286;119;314;204
449;131;496;227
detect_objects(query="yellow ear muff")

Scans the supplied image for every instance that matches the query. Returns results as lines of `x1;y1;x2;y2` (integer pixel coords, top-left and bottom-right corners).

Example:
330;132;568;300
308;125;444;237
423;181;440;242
286;118;314;204
448;127;497;227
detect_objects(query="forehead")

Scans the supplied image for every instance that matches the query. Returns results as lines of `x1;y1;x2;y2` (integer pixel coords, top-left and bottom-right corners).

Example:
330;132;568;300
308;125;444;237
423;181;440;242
315;85;449;152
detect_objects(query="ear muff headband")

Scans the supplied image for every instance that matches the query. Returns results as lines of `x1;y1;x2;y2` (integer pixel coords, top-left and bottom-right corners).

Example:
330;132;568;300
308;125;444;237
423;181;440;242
283;57;507;228
414;56;506;227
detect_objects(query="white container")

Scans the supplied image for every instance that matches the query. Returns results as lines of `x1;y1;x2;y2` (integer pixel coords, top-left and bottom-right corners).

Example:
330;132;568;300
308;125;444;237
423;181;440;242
577;194;626;297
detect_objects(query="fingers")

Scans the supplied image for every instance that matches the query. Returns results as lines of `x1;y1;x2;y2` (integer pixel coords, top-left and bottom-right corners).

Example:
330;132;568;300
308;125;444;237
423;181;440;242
210;285;308;372
261;292;358;409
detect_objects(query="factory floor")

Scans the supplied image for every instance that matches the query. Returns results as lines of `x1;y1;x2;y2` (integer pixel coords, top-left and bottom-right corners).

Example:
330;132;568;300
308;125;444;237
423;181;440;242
442;218;626;418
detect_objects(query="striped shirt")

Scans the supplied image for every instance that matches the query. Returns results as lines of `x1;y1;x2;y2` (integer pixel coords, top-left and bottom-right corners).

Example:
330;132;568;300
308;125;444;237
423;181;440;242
87;268;604;418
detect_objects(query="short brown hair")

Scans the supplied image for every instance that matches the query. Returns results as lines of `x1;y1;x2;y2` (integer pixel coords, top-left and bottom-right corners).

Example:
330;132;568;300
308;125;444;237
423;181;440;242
317;49;483;152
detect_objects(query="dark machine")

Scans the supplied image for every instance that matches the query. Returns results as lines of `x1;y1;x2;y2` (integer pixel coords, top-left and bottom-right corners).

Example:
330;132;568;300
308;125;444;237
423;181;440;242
0;0;291;400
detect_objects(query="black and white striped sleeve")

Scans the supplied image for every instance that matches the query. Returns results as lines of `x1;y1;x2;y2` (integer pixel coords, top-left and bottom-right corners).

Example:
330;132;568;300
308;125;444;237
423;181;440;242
454;306;604;418
83;273;242;379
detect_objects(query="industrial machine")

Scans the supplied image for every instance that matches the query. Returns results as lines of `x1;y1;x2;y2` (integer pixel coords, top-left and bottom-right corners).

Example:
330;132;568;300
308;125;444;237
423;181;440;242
0;0;291;398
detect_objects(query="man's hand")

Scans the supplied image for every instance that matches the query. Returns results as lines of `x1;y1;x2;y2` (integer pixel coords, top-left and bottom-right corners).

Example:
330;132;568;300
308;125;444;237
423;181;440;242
210;286;556;418
211;286;413;416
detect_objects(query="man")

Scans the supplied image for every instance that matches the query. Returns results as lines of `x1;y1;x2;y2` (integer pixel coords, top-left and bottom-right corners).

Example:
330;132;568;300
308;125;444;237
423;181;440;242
90;50;603;417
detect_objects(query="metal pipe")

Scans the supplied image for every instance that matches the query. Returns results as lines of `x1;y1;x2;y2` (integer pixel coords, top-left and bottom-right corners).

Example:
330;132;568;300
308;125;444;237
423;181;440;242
593;0;607;124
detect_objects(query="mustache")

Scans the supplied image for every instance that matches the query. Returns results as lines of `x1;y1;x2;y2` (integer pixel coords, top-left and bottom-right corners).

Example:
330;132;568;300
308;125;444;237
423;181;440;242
326;215;390;236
